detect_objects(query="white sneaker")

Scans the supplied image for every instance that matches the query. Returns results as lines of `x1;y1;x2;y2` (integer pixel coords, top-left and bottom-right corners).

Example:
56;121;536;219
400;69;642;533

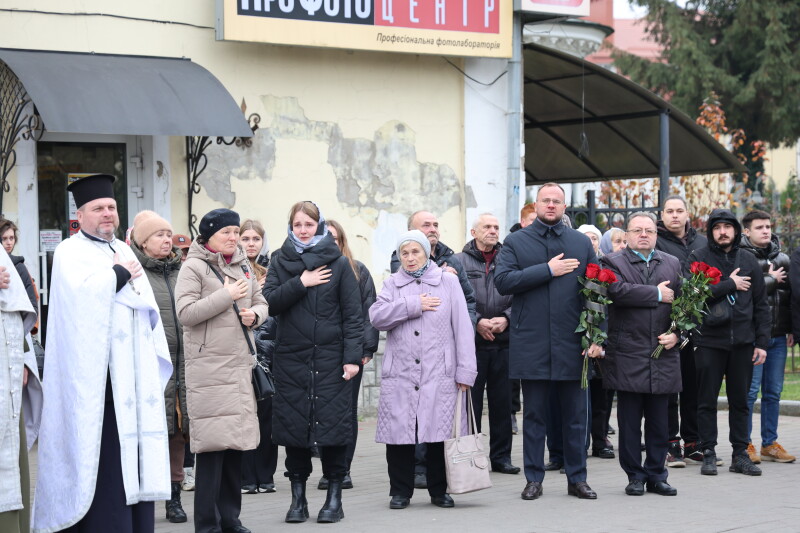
182;467;195;491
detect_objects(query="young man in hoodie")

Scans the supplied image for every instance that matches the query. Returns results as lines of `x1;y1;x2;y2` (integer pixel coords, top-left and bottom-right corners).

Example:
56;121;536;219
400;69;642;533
687;209;770;477
655;196;707;467
740;210;795;464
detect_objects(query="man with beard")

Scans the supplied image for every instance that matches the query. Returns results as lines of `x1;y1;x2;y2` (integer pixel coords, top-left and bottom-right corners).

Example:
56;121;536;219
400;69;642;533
495;183;598;501
740;210;795;463
655;195;707;467
687;209;770;477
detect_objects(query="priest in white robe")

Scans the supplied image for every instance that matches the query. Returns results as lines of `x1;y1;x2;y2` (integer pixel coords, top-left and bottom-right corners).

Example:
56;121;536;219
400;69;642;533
0;249;39;533
33;174;172;533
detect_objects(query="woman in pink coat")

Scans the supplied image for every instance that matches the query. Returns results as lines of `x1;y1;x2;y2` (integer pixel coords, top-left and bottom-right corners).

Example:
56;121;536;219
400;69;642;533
370;230;477;511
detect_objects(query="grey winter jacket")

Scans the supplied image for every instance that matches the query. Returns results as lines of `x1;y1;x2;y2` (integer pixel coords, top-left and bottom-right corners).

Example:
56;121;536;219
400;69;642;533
456;240;512;346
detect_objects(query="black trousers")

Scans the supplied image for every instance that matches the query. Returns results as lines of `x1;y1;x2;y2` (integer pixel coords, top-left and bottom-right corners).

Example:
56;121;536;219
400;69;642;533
589;376;608;449
616;391;669;483
241;397;279;486
345;362;364;470
62;399;154;533
471;345;513;463
545;385;563;464
194;449;243;533
521;380;588;484
386;441;447;498
511;379;521;413
286;445;347;480
667;340;699;443
695;344;754;457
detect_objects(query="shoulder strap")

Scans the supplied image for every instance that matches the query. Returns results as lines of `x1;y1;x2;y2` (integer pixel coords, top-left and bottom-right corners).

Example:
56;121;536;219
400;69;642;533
207;263;256;356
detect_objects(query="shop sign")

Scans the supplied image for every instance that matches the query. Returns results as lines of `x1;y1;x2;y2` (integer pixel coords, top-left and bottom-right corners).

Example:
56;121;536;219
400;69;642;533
217;0;512;57
517;0;590;17
39;230;63;252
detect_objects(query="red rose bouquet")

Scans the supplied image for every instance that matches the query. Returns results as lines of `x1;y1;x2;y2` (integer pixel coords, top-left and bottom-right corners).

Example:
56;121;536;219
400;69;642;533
575;264;617;389
651;261;721;358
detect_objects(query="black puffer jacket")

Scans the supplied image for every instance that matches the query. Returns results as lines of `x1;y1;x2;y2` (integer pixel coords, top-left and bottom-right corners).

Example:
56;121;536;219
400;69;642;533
390;240;477;326
131;243;188;436
687;209;771;350
355;260;380;358
255;315;277;368
265;234;364;448
655;220;707;268
456;240;512;346
740;234;791;337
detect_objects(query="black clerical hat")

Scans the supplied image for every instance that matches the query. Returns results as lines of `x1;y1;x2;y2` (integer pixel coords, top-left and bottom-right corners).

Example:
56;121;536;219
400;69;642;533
67;174;116;208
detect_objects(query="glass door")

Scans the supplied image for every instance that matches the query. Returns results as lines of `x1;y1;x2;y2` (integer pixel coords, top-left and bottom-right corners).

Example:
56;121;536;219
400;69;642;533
36;141;128;344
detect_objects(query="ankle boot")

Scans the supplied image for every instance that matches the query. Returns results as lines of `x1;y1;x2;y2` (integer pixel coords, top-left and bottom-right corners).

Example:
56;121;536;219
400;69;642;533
166;482;188;523
317;478;344;523
285;475;309;523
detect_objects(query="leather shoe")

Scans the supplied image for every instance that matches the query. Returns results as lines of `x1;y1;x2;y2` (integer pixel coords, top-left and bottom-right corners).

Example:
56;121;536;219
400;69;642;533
222;526;252;533
544;461;563;471
625;479;644;496
521;481;543;500
567;482;597;500
430;494;454;508
491;462;521;474
389;495;410;509
591;447;615;459
646;480;677;496
414;472;428;489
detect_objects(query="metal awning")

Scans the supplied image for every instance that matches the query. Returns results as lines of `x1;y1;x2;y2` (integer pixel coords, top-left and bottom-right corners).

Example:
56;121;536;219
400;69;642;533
0;48;253;137
523;43;745;186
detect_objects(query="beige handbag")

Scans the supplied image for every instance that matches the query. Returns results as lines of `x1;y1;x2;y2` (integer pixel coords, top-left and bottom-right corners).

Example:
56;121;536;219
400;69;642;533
443;391;492;494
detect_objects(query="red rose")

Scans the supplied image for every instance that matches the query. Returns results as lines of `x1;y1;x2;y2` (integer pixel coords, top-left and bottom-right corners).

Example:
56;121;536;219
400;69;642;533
705;267;722;280
585;263;601;280
597;269;617;283
708;275;721;285
697;262;711;272
690;262;701;274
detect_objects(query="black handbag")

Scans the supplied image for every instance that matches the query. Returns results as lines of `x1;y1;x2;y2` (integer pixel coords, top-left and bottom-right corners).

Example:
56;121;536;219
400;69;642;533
208;264;275;401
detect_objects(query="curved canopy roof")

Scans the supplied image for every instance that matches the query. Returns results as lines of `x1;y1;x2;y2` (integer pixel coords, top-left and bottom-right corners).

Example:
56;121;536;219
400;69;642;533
523;43;745;185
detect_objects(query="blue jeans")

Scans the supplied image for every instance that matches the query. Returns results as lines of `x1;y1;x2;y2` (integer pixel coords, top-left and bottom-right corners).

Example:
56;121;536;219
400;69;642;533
747;336;787;446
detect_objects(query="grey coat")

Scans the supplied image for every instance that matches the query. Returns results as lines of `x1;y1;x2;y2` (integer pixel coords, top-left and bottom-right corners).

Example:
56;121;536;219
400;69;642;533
132;243;188;436
600;248;683;394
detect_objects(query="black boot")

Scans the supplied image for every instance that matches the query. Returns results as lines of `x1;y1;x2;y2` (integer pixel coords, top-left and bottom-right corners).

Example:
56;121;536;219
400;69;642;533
166;482;188;523
317;478;344;523
285;475;309;523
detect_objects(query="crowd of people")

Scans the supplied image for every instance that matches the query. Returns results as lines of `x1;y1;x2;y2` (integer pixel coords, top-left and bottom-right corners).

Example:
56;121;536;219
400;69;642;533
0;174;797;533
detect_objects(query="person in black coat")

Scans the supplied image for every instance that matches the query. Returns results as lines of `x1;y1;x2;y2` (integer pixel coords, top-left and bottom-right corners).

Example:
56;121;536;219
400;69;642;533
495;183;598;502
601;212;682;497
316;219;379;491
264;202;364;524
456;213;519;475
687;208;770;477
655;195;708;466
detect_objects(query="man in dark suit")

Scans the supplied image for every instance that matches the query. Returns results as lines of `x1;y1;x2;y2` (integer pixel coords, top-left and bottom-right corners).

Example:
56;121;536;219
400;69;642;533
495;182;598;501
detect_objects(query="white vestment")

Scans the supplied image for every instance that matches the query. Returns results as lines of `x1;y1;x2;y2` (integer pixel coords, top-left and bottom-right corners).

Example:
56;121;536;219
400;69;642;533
33;232;172;533
0;248;38;514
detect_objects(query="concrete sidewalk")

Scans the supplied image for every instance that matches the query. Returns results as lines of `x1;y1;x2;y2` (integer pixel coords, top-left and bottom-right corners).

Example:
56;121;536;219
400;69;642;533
141;407;800;533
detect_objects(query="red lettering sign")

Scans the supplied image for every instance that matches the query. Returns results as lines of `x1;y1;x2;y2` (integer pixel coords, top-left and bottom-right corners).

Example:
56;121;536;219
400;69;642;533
375;0;499;33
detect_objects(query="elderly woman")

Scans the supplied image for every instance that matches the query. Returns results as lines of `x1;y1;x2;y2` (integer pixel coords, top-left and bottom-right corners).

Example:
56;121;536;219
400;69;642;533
577;224;602;257
370;230;477;510
175;208;268;533
601;227;627;256
130;210;189;523
264;201;363;524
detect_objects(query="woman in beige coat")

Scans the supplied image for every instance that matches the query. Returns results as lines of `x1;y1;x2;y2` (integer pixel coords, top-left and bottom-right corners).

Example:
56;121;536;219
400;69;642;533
175;208;268;533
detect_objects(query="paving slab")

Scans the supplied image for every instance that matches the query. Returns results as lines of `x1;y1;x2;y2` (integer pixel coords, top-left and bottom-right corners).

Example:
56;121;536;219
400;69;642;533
29;407;800;532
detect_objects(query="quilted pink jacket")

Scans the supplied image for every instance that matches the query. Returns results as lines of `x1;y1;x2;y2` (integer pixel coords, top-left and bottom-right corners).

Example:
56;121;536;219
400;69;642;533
370;262;477;445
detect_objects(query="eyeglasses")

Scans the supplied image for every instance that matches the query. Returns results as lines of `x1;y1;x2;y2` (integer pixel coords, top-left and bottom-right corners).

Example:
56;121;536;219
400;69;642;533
538;199;564;206
626;228;657;236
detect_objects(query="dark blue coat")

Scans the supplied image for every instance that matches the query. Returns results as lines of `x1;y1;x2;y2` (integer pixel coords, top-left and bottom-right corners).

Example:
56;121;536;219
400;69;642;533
494;219;596;380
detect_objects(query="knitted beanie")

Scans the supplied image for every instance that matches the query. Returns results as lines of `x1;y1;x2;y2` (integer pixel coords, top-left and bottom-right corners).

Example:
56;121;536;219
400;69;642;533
132;210;172;245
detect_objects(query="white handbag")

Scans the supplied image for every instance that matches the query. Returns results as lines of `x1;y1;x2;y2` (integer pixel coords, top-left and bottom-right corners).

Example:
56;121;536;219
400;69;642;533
443;391;493;494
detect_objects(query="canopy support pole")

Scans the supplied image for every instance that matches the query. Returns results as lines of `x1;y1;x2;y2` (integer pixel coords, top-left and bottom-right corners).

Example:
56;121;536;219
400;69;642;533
659;109;670;207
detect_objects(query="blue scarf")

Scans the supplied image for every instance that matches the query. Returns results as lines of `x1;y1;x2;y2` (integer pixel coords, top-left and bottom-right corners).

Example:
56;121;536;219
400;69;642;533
287;203;328;253
404;259;431;279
